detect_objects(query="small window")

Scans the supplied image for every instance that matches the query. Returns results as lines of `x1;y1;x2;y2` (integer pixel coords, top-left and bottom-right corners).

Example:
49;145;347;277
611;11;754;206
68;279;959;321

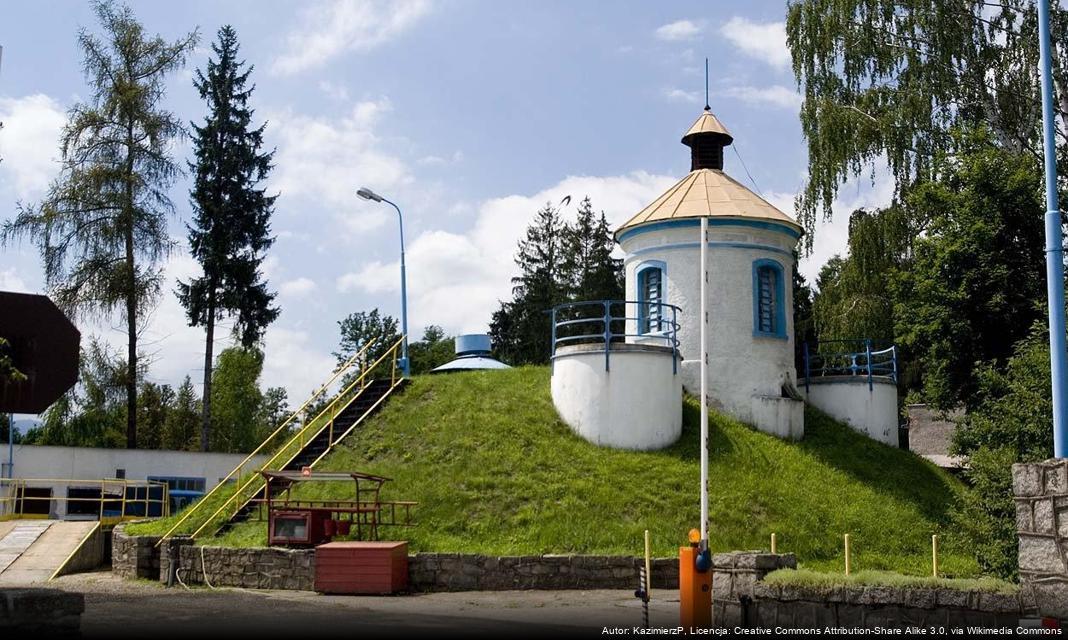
753;259;786;339
115;468;126;480
757;266;775;333
637;263;665;333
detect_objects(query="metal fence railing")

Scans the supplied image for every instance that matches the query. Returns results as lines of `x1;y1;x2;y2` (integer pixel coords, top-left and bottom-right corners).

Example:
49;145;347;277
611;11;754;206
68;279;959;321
802;339;898;392
551;300;681;373
0;477;169;523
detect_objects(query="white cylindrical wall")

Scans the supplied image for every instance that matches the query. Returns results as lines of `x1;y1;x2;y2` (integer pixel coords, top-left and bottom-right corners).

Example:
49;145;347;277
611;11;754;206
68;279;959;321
551;345;682;450
800;377;899;446
619;221;799;430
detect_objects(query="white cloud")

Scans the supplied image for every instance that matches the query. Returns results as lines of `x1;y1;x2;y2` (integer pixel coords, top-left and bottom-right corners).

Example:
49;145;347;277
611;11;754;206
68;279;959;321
723;85;802;110
0;94;66;199
272;0;433;75
79;250;336;405
417;150;464;166
336;172;676;333
720;17;790;69
0;267;31;292
655;20;703;41
665;88;702;104
318;80;350;101
260;326;338;400
268;98;409;235
280;277;318;298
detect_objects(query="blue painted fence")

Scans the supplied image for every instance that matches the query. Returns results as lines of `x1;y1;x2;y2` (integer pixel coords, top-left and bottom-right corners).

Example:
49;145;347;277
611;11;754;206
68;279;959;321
802;339;898;393
550;300;681;373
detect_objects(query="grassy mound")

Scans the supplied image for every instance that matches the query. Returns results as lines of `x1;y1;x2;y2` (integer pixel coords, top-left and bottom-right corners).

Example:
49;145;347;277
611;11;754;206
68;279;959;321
192;366;978;577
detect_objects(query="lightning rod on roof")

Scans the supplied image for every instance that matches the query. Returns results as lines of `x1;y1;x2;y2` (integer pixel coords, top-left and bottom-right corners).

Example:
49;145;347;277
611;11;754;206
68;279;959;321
704;57;709;110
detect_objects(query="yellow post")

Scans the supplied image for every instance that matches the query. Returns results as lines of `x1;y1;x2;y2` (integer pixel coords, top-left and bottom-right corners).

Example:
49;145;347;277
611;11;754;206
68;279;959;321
931;534;939;578
771;533;777;554
844;534;851;576
644;529;652;598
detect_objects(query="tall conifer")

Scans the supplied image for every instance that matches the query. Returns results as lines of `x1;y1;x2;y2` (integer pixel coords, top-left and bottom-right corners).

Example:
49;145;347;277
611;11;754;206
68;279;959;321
178;25;278;451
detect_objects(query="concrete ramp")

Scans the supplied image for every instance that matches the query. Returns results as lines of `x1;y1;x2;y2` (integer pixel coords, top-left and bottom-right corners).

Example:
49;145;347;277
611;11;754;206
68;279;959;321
0;521;98;584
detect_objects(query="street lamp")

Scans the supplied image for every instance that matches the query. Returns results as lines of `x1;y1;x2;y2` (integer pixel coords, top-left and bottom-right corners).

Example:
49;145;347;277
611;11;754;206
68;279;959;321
356;187;410;377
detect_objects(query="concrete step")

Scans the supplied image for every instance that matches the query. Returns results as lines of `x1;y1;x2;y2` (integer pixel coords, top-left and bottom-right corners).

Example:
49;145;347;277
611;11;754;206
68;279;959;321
0;520;97;585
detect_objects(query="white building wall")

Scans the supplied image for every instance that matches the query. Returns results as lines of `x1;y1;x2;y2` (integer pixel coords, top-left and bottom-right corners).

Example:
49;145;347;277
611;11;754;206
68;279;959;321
800;377;899;446
5;444;264;489
619;222;803;437
551;347;682;450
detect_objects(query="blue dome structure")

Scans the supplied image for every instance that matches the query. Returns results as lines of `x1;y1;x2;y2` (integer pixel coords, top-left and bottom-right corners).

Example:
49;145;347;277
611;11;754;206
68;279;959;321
430;334;511;373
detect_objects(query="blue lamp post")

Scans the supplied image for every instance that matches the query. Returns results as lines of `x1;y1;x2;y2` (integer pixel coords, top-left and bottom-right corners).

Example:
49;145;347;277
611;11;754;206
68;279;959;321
1037;0;1068;459
356;187;410;377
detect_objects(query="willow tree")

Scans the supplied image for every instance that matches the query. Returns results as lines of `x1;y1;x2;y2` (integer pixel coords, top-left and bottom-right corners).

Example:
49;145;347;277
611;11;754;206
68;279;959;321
1;1;197;448
787;0;1068;244
812;205;914;345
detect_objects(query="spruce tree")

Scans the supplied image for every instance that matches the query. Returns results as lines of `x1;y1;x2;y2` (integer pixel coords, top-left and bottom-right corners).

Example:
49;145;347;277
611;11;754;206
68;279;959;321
1;1;197;448
178;25;278;452
163;376;200;450
490;203;566;364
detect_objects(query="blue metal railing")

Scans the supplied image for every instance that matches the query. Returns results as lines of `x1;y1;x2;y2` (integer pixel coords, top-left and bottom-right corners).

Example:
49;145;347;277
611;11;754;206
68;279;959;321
802;339;898;393
551;300;681;373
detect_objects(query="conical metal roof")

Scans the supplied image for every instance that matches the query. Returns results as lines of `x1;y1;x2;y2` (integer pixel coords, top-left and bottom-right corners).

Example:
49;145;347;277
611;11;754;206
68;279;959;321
681;107;733;146
618;169;801;233
616;109;801;236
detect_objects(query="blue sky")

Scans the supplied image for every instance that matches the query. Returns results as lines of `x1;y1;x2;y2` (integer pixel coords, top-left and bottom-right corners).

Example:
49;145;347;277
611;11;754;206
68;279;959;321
0;0;886;406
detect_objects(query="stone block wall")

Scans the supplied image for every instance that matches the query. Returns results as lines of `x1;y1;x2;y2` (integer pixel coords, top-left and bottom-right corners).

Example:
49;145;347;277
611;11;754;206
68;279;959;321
151;547;677;592
173;545;315;591
1014;458;1068;619
110;526;160;580
747;582;1029;628
407;554;678;591
711;551;796;626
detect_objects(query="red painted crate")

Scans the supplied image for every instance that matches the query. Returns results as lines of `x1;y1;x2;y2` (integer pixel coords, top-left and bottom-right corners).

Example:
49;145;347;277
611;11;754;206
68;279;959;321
314;541;409;594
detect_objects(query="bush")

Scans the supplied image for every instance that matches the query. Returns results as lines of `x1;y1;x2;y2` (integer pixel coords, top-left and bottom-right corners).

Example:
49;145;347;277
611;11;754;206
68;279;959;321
951;326;1055;578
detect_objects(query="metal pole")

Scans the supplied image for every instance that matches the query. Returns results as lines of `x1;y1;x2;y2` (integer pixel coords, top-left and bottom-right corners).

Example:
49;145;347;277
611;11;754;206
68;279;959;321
382;198;410;378
1038;0;1068;459
7;414;13;479
699;218;709;543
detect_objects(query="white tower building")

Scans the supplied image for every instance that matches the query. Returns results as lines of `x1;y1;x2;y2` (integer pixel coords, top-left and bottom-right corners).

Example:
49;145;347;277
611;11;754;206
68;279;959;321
614;108;805;439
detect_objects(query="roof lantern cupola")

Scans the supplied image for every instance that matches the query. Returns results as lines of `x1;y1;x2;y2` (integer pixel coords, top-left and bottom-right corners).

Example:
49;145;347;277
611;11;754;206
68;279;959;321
681;106;733;172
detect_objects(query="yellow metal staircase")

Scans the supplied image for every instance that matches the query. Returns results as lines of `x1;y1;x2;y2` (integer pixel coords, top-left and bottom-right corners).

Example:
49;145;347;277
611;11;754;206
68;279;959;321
156;336;407;544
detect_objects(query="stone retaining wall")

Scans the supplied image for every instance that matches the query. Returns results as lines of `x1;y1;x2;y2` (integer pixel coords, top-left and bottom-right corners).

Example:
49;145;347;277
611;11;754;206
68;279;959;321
162;546;678;592
110;525;160;580
712;551;797;626
744;582;1030;629
407;554;678;591
1014;458;1068;619
173;545;315;591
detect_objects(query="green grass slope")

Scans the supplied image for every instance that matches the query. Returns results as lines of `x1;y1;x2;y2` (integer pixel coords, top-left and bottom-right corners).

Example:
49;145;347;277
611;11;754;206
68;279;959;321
202;366;978;577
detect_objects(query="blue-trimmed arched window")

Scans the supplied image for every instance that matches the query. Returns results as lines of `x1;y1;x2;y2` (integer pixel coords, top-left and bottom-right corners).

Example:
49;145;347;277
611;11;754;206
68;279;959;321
636;261;666;334
752;259;786;339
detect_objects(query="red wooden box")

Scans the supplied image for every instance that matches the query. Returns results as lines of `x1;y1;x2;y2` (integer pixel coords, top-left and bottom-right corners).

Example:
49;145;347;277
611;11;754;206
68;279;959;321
314;541;409;594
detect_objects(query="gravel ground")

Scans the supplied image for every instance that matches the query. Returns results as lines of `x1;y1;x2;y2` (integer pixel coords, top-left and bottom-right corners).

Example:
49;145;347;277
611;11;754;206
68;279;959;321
45;571;680;638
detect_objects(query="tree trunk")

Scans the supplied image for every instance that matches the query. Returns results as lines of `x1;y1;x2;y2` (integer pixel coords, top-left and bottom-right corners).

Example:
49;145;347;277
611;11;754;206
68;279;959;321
200;289;215;452
124;124;138;450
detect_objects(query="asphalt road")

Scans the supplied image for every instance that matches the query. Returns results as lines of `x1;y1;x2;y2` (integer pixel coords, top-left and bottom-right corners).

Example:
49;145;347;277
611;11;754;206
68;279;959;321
47;571;681;639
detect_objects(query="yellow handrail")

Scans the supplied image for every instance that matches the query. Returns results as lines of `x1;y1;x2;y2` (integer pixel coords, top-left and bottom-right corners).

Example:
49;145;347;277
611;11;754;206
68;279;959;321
155;336;382;543
180;335;406;542
0;478;169;521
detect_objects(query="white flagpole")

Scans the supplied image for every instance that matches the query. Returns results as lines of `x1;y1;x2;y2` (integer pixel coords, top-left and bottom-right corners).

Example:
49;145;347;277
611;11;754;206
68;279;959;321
700;217;709;543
